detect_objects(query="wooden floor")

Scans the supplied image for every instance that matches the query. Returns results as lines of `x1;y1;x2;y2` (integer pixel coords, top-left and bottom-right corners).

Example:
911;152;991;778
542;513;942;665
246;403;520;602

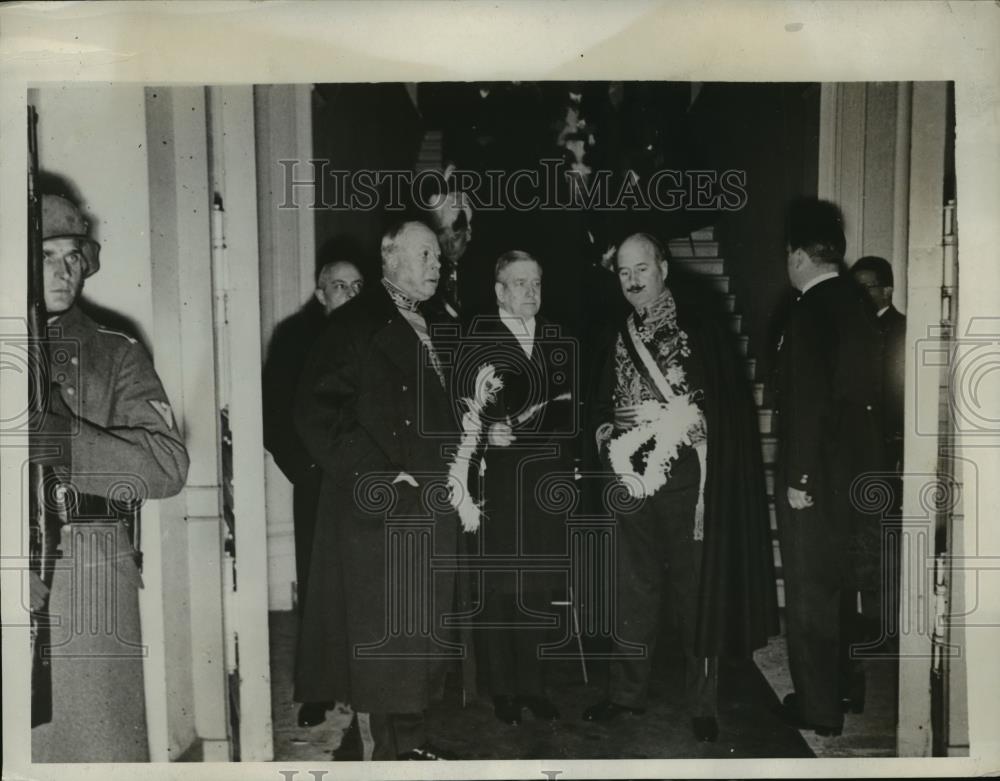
269;610;817;761
754;631;898;757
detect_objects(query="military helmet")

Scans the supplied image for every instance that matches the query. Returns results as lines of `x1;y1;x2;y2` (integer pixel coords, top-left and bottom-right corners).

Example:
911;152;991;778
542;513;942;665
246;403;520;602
41;194;101;277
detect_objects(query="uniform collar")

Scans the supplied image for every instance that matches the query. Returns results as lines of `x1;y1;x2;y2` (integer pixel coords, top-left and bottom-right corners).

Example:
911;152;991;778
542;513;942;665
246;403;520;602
799;270;839;296
634;287;678;330
381;277;421;313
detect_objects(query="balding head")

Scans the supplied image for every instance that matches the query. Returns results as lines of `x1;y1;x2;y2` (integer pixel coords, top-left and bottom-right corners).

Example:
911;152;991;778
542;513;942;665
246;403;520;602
381;221;441;301
315;259;363;314
615;233;669;311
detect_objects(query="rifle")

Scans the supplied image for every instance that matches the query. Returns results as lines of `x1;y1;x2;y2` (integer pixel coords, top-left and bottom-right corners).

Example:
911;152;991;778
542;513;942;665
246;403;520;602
28;104;60;728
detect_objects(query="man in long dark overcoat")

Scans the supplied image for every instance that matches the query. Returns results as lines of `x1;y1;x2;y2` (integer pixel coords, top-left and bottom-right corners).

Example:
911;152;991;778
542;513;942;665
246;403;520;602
293;221;463;761
774;199;886;736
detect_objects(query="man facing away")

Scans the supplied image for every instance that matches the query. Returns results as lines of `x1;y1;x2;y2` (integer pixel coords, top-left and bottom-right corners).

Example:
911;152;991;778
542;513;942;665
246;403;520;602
293;221;463;761
262;257;363;728
774;198;886;736
584;232;777;743
31;193;190;762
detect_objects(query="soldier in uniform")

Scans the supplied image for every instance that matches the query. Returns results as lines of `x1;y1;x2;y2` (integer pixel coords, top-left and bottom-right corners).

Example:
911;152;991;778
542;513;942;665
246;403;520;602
773;199;885;736
31;193;190;761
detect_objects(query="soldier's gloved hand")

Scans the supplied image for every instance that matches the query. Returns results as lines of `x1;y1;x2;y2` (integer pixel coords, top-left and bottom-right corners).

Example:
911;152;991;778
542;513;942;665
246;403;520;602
488;420;515;447
29;384;73;466
29;571;50;612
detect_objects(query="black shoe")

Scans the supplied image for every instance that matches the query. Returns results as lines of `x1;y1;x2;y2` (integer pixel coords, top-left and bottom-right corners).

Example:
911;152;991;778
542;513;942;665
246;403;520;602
692;716;719;742
331;715;362;761
779;693;843;737
493;695;522;726
298;701;334;727
397;742;457;760
840;669;866;714
582;699;646;721
519;695;560;721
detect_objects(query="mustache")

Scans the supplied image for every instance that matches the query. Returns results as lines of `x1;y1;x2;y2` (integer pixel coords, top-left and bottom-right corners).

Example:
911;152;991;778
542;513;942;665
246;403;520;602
626;285;645;293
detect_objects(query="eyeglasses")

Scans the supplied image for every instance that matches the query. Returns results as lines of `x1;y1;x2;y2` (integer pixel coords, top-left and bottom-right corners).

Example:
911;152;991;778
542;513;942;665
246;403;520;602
328;280;364;293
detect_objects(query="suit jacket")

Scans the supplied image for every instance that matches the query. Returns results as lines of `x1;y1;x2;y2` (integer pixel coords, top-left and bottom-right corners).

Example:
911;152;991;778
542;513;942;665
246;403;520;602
773;275;886;586
292;282;462;713
462;312;577;566
879;304;906;446
262;297;326;483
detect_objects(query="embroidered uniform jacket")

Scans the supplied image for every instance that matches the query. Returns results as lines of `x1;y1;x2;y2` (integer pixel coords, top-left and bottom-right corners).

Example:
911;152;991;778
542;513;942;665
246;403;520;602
591;282;778;657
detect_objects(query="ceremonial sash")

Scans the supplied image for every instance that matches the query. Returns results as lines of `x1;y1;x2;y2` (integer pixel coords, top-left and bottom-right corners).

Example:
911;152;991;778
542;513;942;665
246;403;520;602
621;316;708;540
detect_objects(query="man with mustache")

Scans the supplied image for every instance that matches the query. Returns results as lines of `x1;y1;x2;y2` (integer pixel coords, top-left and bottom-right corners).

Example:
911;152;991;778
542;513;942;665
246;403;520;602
293;221;462;761
583;232;776;743
30;193;190;761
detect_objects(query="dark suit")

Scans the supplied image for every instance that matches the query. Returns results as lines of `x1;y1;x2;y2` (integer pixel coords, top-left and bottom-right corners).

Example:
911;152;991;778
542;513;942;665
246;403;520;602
773;274;885;729
292;283;463;758
262;298;326;614
461;312;576;698
879;304;906;468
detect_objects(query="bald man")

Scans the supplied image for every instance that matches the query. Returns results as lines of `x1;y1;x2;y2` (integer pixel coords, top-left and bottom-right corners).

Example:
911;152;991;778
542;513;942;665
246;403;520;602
293;221;462;761
584;233;776;743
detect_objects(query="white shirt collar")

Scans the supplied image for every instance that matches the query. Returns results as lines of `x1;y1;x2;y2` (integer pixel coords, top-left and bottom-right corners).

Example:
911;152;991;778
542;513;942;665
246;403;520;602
499;307;536;356
877;305;890;317
799;270;839;296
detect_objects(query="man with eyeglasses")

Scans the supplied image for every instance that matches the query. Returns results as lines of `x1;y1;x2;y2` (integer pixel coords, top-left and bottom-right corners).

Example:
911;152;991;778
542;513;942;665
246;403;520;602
262;256;364;729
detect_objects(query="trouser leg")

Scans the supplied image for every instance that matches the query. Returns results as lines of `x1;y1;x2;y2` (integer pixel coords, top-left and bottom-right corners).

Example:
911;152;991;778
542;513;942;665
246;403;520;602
483;580;517;697
660;477;717;718
293;470;321;616
512;589;547;697
369;712;427;760
607;501;665;710
776;500;844;729
483;577;547;698
684;655;719;718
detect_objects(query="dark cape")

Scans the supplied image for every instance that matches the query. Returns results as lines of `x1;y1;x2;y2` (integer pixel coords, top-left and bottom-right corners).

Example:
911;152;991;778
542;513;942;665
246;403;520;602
591;277;779;658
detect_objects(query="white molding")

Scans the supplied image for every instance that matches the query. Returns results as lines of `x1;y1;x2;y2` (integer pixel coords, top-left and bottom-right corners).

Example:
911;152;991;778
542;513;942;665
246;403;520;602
208;85;275;762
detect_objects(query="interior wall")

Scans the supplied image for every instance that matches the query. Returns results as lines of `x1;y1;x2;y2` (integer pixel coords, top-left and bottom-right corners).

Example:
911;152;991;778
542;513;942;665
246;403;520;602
256;84;316;611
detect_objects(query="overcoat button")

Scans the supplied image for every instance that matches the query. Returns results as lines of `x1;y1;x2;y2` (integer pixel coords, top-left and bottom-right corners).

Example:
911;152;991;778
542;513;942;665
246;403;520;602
65;386;76;396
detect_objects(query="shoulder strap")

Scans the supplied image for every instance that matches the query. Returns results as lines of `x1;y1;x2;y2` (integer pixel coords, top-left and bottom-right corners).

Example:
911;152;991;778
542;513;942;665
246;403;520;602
620;317;669;404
